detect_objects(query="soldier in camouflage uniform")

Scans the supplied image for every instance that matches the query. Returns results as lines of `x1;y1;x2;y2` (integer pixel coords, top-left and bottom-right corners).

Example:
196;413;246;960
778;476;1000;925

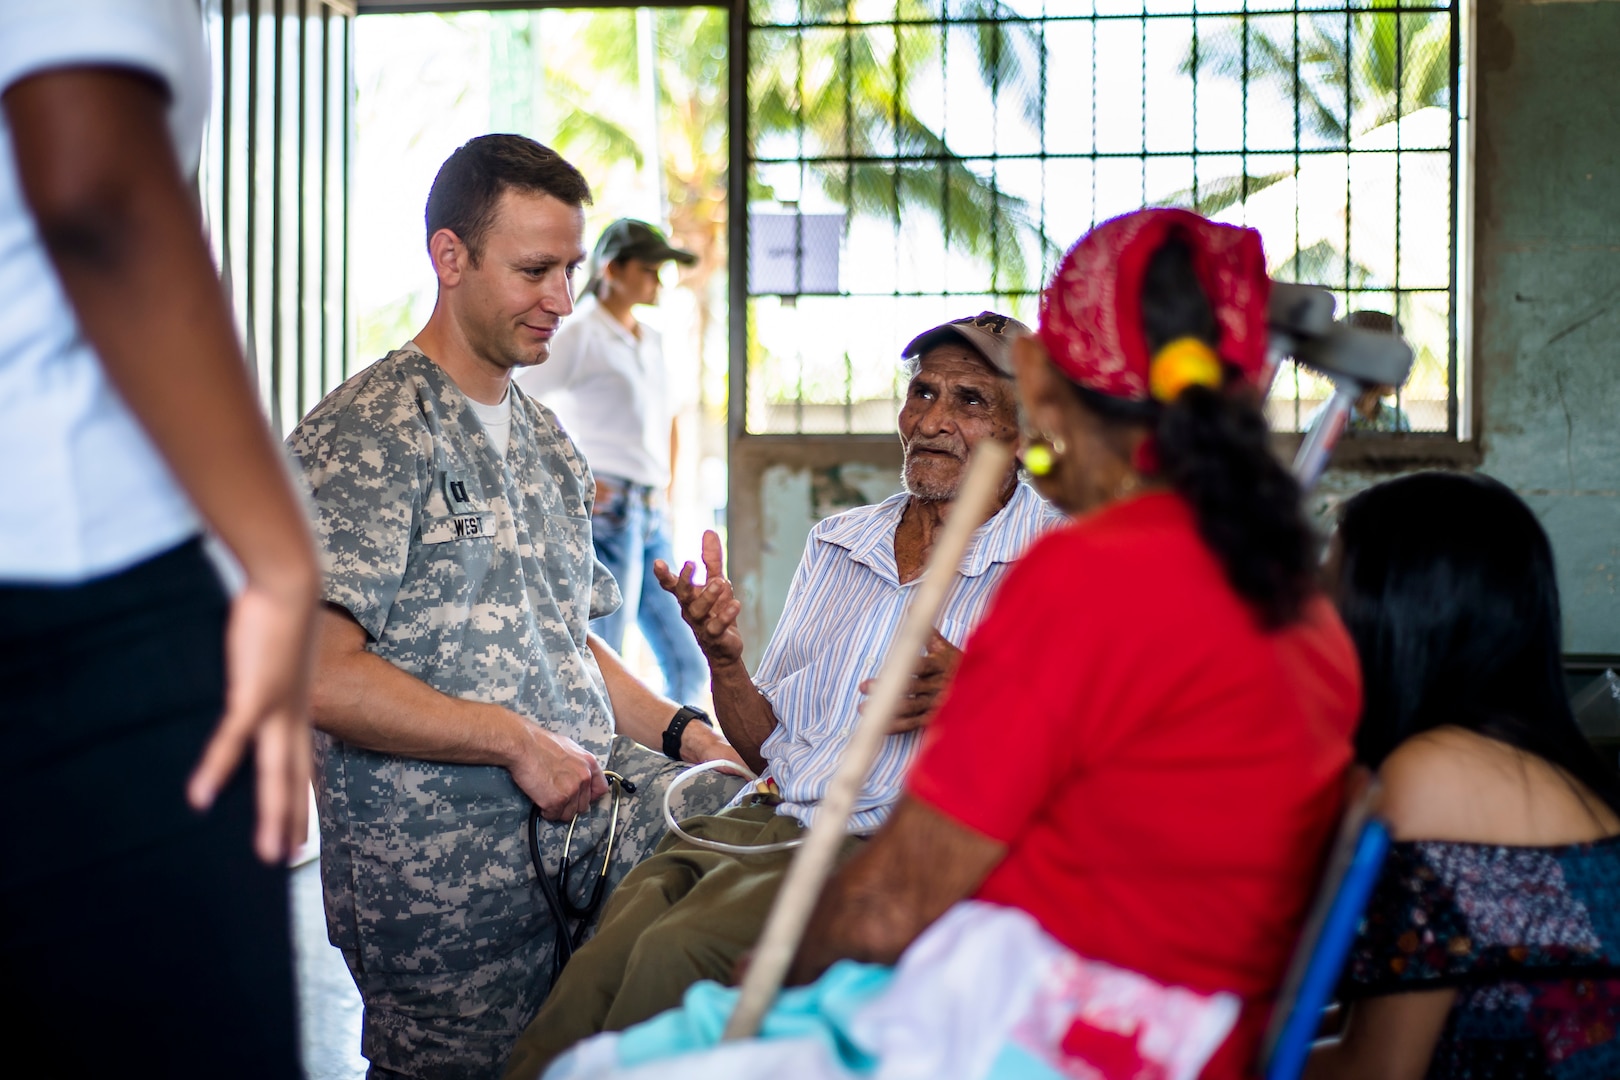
288;136;743;1079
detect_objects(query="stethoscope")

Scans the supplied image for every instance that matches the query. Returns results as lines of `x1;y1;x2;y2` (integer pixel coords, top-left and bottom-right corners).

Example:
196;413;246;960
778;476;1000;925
528;769;637;979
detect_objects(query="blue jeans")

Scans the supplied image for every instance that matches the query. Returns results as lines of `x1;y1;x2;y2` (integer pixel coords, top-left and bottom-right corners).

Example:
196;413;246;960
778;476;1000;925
590;477;709;705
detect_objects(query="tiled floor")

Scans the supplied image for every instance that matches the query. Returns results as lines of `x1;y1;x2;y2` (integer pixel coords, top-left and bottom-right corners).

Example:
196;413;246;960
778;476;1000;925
293;858;367;1080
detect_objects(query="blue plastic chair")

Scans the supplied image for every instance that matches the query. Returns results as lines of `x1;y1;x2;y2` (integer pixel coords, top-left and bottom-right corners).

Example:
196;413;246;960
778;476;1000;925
1257;786;1392;1080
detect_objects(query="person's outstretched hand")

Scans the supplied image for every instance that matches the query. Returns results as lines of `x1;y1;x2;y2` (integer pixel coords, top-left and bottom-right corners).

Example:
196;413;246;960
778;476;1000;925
187;580;318;864
860;628;963;734
654;530;744;668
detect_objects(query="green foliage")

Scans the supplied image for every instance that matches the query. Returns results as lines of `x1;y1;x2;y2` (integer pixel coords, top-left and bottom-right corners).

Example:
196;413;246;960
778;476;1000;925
357;291;425;368
482;2;1058;416
549;88;646;172
488;10;646;172
1191;6;1450;146
1271;239;1374;290
1161;169;1294;217
953;0;1045;133
507;3;1052;292
747;4;1050;289
1184;4;1455;419
1186;4;1450;212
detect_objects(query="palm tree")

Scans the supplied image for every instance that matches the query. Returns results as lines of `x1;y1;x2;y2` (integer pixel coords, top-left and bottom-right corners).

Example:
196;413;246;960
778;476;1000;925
494;4;1052;383
746;0;1051;292
1177;1;1455;423
1180;0;1451;214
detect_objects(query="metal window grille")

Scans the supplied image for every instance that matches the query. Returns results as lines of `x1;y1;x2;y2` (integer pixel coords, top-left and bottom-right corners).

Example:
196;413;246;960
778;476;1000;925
735;0;1462;437
203;0;355;438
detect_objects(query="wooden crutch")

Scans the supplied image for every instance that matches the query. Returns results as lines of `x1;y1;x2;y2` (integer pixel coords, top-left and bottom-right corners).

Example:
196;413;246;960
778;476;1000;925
721;439;1014;1041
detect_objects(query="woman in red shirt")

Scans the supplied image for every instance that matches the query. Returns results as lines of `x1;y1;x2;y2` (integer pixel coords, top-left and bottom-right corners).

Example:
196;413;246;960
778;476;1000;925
790;209;1363;1079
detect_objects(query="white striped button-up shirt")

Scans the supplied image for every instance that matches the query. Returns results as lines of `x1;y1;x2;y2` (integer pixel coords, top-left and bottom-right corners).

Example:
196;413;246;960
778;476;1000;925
750;482;1065;831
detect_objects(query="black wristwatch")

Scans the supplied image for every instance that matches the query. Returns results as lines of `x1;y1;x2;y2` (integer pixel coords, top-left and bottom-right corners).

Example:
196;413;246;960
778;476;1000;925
662;705;712;761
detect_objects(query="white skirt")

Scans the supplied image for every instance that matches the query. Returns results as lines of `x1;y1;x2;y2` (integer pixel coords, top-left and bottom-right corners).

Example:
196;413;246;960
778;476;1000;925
542;901;1240;1080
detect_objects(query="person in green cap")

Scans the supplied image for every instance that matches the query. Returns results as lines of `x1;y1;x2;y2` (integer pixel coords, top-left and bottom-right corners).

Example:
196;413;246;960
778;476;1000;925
516;218;708;703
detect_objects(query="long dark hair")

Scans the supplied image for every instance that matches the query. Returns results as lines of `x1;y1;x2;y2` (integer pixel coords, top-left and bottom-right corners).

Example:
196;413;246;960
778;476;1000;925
1337;471;1620;815
1074;238;1316;628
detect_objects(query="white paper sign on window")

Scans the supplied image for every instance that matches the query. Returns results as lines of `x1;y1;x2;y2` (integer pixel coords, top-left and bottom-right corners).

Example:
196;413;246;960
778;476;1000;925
748;212;842;296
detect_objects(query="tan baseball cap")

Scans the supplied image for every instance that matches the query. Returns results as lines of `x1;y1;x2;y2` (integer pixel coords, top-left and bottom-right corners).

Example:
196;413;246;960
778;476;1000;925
902;310;1030;377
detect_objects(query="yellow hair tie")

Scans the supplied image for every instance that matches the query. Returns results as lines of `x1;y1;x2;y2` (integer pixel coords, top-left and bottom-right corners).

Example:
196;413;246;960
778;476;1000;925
1148;337;1222;403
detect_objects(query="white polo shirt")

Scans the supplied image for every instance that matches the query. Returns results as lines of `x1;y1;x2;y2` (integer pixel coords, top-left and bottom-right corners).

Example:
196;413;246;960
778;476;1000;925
514;296;672;489
0;0;209;582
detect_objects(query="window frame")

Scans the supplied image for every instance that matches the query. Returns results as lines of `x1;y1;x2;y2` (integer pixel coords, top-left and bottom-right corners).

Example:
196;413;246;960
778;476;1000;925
727;0;1480;472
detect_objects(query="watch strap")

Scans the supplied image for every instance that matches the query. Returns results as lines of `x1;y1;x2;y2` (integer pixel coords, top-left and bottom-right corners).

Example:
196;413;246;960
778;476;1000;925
662;705;712;761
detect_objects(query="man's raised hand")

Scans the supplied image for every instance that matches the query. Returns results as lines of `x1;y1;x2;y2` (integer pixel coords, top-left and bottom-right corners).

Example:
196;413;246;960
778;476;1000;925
653;530;745;668
860;628;964;734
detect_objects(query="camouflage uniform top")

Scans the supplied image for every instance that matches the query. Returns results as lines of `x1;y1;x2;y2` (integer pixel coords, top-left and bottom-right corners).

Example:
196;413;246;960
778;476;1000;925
288;342;622;976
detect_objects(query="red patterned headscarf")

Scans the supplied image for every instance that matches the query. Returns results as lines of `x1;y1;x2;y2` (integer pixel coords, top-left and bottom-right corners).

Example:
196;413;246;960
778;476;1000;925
1036;208;1271;402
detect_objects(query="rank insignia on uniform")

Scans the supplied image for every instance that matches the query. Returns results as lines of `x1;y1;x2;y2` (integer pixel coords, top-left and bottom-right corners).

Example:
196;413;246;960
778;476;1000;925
442;472;482;515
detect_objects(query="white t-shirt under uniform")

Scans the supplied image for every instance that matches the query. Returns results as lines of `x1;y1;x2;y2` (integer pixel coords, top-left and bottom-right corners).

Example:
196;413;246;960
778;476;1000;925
514;296;671;489
0;0;209;582
466;388;513;460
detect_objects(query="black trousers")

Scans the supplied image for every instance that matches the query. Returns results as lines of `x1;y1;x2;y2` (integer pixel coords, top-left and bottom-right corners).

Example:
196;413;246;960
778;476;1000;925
0;539;299;1078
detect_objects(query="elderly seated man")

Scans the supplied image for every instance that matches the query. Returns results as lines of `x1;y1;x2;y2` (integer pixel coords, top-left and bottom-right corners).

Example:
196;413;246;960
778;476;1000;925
504;312;1064;1078
525;209;1365;1080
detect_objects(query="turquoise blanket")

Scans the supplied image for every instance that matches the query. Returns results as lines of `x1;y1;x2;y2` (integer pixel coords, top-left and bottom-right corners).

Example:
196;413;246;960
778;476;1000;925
617;961;894;1073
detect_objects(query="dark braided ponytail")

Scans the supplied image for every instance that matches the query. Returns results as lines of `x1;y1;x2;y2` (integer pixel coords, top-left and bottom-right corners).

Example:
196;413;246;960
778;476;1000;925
1075;238;1316;628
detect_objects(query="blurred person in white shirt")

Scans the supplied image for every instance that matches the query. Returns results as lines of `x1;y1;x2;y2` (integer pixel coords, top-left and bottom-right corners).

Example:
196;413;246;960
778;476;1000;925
516;218;707;704
0;0;317;1073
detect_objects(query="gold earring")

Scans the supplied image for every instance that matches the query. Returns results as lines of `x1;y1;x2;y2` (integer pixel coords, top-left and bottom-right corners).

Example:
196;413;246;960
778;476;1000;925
1023;433;1066;477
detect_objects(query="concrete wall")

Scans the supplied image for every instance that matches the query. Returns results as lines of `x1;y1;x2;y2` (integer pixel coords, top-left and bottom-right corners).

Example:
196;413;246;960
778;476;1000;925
728;0;1620;662
729;437;903;668
1470;0;1620;655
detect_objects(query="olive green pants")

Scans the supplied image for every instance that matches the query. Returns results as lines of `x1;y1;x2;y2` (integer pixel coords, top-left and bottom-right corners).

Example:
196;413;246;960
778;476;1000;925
503;802;864;1080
